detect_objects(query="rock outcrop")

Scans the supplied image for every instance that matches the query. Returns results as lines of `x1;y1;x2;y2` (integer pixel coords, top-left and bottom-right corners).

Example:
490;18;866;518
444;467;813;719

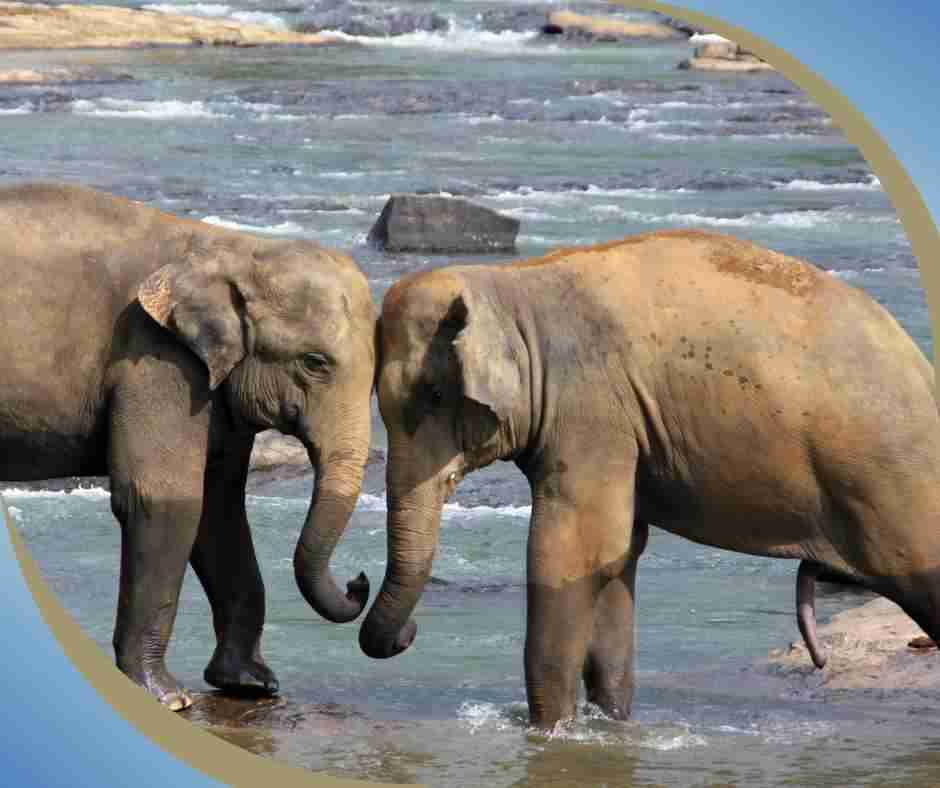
0;2;346;49
762;597;938;696
679;38;774;73
368;195;519;254
540;11;689;43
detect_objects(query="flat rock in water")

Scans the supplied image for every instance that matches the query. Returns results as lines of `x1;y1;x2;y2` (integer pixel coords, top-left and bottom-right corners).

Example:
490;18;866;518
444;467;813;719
0;66;133;84
368;195;519;254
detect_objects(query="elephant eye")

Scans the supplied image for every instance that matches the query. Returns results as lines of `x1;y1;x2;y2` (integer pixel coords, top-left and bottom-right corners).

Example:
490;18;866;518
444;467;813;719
302;352;331;372
431;386;443;404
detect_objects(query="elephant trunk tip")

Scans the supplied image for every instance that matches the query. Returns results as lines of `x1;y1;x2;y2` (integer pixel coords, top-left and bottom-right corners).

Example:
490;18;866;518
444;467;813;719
359;619;417;659
347;571;371;608
293;548;370;624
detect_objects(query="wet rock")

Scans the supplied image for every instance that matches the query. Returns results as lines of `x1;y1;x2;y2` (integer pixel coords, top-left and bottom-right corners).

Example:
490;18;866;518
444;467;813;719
657;14;708;37
295;9;448;38
760;597;940;697
679;39;775;73
479;8;549;34
0;66;133;85
0;1;349;49
368;195;519;254
540;11;689;43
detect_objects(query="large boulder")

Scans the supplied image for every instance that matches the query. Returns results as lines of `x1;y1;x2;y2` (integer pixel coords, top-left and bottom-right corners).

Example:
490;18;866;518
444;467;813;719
368;195;519;254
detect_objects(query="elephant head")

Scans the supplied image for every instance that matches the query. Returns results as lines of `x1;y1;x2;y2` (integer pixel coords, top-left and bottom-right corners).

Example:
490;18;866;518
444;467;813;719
360;270;527;658
138;235;375;623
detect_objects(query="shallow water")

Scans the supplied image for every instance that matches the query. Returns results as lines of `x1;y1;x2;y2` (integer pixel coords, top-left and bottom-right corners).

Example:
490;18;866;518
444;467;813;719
4;2;938;784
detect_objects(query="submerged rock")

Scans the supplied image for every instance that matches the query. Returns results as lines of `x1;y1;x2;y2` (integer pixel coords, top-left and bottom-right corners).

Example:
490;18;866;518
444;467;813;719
368;195;519;254
0;66;133;85
294;9;448;38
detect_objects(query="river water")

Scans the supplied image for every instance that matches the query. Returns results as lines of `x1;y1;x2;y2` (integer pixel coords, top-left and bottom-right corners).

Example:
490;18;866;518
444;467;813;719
3;2;937;785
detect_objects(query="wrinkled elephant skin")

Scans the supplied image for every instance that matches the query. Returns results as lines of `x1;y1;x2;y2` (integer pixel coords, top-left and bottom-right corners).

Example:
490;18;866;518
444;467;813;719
366;229;940;729
0;183;376;710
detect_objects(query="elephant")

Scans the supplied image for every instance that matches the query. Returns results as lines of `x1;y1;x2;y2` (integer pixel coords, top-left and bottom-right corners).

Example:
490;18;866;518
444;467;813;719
0;183;374;711
360;228;940;729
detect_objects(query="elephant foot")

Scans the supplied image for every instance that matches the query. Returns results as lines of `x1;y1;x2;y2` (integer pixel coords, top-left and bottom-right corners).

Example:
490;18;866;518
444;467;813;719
160;688;194;712
586;691;631;722
121;661;193;712
204;650;279;697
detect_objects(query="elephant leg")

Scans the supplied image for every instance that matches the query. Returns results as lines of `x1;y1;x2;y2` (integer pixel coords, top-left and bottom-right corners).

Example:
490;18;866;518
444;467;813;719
582;520;648;720
190;433;278;696
524;465;636;729
108;380;212;712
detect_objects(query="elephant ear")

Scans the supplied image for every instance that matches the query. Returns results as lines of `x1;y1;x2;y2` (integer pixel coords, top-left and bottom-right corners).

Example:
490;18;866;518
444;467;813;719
451;291;522;435
138;258;249;391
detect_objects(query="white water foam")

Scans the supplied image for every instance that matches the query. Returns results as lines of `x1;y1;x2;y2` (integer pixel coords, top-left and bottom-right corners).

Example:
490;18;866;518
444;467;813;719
71;98;226;120
486;185;693;205
457;701;528;733
357;493;530;520
143;4;288;30
595;206;895;230
689;33;735;45
775;175;882;191
201;216;304;235
828;267;887;279
2;486;110;500
320;21;552;55
0;104;33;115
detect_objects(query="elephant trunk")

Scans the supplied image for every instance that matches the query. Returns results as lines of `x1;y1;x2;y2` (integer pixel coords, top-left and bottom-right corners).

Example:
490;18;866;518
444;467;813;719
293;422;370;624
359;475;443;658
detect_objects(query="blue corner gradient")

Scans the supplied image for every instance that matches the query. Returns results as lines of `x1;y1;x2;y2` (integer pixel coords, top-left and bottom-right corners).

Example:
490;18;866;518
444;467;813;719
1;2;939;786
0;501;224;788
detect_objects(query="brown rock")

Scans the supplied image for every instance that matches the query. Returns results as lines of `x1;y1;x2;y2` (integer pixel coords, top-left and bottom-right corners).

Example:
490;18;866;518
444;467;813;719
0;2;348;50
545;11;688;42
761;597;940;695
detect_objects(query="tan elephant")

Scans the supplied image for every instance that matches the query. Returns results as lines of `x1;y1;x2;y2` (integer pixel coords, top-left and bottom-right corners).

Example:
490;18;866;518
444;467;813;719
361;229;940;729
0;183;374;710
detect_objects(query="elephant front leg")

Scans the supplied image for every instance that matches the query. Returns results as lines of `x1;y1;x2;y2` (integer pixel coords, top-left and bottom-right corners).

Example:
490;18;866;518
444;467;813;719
111;484;203;712
191;433;278;697
582;520;648;720
524;468;637;729
108;363;212;712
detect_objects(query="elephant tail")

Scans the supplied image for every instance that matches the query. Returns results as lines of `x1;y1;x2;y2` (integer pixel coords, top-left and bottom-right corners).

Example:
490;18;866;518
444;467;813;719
796;560;828;669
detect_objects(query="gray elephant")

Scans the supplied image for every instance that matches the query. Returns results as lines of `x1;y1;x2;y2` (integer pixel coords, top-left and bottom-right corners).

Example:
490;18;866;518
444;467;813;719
359;229;940;729
0;183;374;711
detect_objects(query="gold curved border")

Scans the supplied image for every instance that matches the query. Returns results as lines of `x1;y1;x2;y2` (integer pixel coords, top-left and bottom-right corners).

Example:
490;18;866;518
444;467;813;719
5;2;938;787
3;502;387;788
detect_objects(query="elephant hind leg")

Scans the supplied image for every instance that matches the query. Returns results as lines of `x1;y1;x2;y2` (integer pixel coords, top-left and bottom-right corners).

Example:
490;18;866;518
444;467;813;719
191;433;279;697
870;569;940;649
582;520;648;720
